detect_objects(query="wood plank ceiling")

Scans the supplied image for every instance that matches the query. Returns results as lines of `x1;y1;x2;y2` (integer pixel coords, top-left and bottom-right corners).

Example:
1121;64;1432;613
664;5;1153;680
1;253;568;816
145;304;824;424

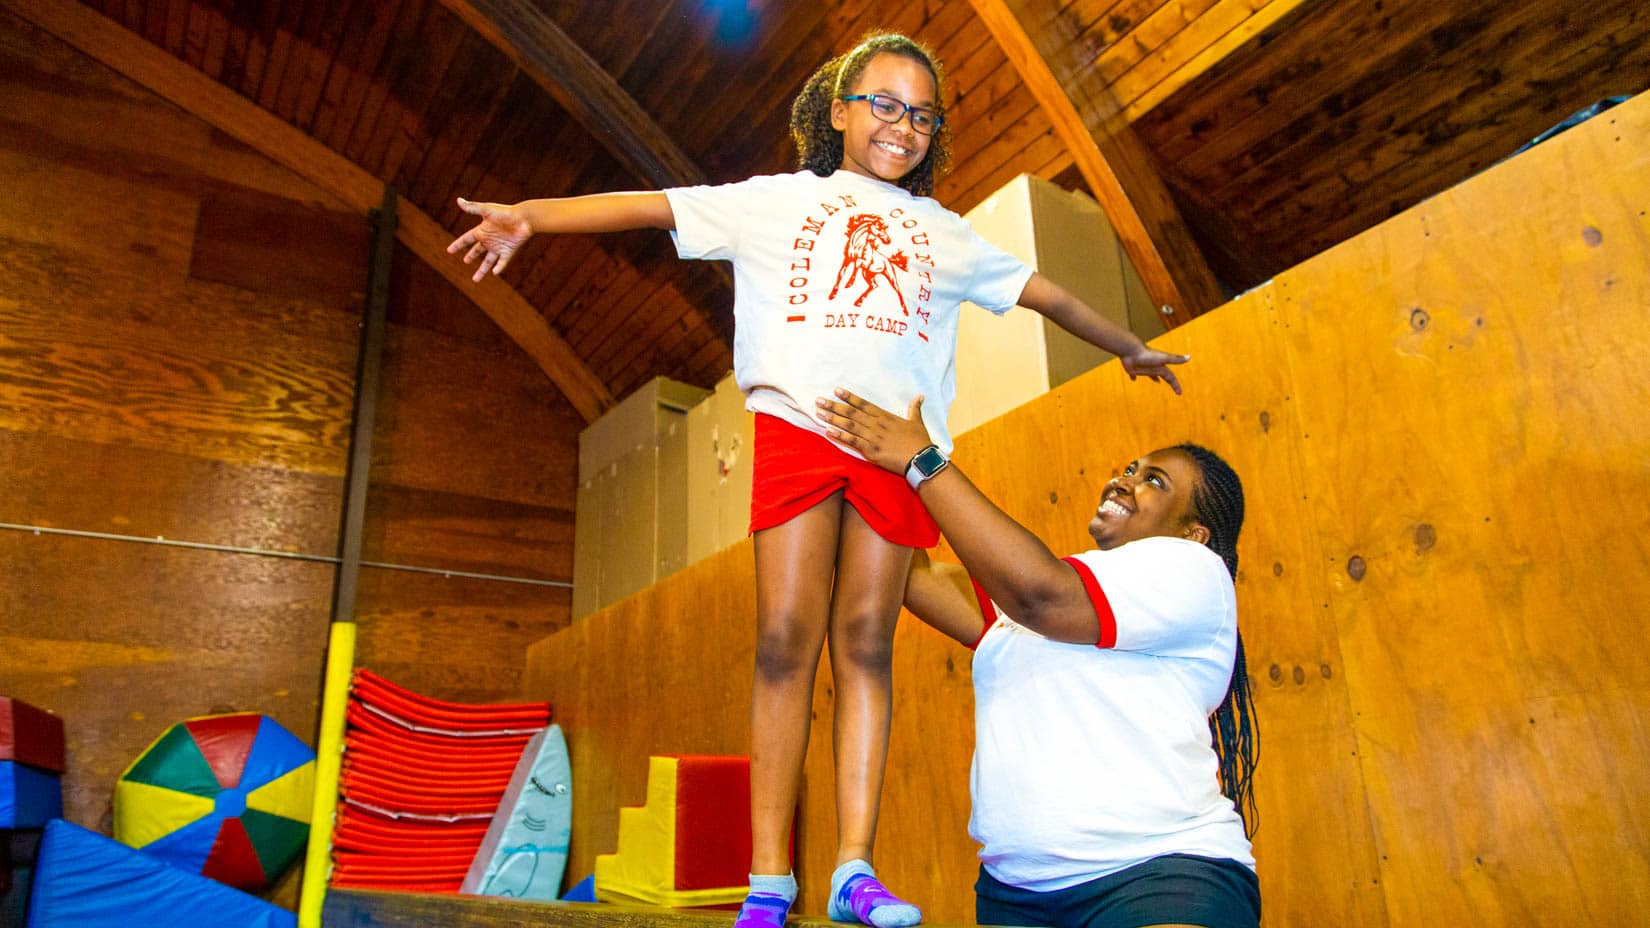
26;0;1650;415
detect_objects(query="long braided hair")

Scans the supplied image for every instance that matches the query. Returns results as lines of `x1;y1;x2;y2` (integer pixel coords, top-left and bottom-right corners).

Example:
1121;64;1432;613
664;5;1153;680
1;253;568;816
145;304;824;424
1172;443;1259;837
789;33;952;197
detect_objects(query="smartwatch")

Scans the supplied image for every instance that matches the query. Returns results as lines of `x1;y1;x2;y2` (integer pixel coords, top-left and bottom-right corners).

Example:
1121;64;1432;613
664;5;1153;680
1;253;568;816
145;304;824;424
905;444;949;490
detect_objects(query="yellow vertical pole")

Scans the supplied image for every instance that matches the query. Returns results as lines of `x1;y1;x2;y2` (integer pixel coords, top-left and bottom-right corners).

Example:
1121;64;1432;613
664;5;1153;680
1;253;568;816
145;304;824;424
297;185;395;928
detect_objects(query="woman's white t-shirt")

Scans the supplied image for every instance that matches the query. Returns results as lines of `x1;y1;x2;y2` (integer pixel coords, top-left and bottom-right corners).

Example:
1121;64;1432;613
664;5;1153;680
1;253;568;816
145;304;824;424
968;536;1255;891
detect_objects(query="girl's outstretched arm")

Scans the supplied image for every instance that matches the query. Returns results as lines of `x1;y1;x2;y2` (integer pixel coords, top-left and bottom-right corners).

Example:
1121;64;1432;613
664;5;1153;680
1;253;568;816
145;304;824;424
817;391;1102;644
1017;272;1190;394
446;192;676;282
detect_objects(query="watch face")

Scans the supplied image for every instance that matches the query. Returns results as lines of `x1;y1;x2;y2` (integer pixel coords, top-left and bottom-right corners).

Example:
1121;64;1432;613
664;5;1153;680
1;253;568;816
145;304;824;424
913;445;947;476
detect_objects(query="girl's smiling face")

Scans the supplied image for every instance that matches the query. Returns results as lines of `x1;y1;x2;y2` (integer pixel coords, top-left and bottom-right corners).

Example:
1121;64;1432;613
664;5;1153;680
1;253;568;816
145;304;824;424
830;52;936;184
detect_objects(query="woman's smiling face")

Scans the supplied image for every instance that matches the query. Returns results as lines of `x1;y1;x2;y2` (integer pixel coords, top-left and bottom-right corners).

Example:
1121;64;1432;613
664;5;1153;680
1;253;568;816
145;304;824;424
1089;449;1209;550
830;52;936;184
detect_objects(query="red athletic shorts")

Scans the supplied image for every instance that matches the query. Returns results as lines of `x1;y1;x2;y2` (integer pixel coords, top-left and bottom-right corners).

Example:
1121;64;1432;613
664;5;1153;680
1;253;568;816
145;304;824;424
749;413;939;548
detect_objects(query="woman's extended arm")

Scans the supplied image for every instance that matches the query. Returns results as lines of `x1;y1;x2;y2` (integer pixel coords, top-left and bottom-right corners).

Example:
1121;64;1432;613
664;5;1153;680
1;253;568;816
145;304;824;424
1017;272;1189;395
447;192;676;281
904;549;988;646
817;391;1102;644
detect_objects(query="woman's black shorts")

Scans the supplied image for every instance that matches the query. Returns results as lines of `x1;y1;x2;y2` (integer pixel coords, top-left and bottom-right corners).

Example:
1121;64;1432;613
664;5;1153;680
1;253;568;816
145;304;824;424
974;853;1260;928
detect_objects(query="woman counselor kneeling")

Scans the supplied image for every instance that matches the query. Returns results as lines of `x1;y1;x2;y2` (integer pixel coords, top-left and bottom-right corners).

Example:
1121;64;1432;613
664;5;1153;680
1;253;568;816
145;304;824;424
815;389;1260;928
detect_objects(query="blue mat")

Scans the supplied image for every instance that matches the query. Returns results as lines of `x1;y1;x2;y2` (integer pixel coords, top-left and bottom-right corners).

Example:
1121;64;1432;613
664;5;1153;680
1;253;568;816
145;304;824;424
0;762;62;829
27;819;295;928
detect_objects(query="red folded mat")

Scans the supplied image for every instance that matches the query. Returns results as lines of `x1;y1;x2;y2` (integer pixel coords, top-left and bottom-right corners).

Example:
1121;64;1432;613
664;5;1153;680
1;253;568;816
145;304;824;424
328;669;552;893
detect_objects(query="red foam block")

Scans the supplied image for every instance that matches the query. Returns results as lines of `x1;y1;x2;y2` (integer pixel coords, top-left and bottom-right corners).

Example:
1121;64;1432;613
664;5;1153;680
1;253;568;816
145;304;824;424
0;697;65;773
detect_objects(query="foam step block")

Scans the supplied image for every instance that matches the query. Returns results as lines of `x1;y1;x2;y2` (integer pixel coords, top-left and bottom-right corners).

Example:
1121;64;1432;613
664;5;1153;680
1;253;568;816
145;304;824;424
26;819;295;928
0;698;65;774
594;755;754;907
0;762;62;829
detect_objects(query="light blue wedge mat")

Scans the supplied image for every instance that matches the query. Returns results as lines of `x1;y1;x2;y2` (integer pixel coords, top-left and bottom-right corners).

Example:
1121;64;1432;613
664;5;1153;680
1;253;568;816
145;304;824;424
461;723;572;900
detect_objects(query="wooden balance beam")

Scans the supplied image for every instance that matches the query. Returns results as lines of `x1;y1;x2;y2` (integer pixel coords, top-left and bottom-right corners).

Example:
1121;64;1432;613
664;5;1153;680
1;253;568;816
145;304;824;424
322;889;989;928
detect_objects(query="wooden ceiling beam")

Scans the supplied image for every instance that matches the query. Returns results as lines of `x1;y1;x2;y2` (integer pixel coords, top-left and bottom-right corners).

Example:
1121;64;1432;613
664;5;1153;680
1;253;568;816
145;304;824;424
439;0;734;348
10;0;615;422
439;0;706;189
966;0;1227;324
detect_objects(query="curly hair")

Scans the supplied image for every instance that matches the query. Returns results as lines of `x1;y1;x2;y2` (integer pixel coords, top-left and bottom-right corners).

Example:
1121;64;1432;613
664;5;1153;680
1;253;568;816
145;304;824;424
1171;442;1260;838
789;33;952;197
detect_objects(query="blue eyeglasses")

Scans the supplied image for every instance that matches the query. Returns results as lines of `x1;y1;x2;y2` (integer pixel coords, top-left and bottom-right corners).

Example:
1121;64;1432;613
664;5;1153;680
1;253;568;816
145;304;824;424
840;93;945;135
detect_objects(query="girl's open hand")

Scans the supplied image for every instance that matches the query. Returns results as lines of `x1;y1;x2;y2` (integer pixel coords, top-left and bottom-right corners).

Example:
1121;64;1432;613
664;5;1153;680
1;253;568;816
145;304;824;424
1119;344;1190;395
447;198;532;282
816;389;932;475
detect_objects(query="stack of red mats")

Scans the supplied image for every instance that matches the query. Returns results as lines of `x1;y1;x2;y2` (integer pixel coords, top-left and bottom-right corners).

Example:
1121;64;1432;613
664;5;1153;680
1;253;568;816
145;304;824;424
328;669;551;892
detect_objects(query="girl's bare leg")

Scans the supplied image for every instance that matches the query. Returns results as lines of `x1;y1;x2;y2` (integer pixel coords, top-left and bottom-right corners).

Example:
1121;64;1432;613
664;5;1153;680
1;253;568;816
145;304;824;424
749;493;843;876
827;504;913;866
821;505;922;927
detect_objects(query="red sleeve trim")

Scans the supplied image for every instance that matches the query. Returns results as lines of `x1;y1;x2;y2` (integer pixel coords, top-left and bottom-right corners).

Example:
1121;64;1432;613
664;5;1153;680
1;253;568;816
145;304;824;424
968;577;995;651
1061;556;1116;649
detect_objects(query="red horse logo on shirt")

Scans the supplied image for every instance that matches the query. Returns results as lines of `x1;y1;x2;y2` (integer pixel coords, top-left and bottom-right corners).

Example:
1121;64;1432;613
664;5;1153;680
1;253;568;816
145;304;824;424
829;214;909;313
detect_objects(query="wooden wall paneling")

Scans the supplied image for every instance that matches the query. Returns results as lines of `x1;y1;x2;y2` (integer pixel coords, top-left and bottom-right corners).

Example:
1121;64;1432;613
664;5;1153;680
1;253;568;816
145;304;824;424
1241;0;1650;230
1141;0;1451;176
0;430;344;556
679;14;831;179
1270;91;1650;924
250;0;297;111
449;0;711;191
189;182;371;306
1297;4;1650;253
971;0;1226;319
352;566;569;704
0;532;333;831
179;0;207;69
386;241;512;350
140;0;168;46
7;0;616;420
309;2;396;148
0;265;360;475
368;5;466;184
1117;0;1311;124
575;267;668;371
521;543;759;895
943;121;1070;215
369;320;581;512
1203;0;1564;208
473;80;563;194
1129;5;1328;169
338;0;428;164
1077;0;1221;89
363;483;573;583
232;0;278;97
215;0;254;95
532;238;617;332
401;31;517;207
200;1;231;81
268;0;325;125
567;0;677;81
558;252;648;349
585;269;715;382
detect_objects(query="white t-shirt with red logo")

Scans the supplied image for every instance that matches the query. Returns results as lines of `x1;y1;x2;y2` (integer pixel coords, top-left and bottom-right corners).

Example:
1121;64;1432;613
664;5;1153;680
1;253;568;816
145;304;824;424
967;536;1255;891
666;169;1033;456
